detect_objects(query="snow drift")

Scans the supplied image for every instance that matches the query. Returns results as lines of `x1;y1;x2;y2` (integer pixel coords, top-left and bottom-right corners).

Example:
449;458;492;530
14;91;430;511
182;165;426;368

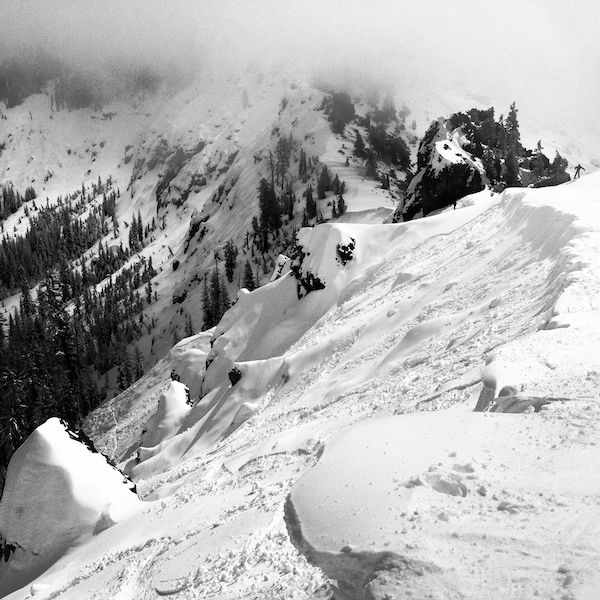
4;172;600;598
285;407;600;599
0;418;142;597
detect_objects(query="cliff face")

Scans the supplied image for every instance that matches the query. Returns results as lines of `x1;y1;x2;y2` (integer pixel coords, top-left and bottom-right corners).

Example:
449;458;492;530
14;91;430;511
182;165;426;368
391;117;486;222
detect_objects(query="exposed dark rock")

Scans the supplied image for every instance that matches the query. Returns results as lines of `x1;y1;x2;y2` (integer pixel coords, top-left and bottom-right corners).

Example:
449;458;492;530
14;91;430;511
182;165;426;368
390;116;486;222
336;237;356;266
228;366;242;386
290;245;326;299
155;142;206;209
184;213;209;253
172;288;187;304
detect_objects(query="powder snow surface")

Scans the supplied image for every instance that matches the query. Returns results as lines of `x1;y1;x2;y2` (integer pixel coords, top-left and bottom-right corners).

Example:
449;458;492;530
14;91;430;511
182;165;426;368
0;418;142;598
3;151;600;596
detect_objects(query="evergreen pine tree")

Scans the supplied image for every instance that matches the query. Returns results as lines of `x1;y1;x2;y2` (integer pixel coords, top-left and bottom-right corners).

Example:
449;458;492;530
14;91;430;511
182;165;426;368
133;345;144;380
185;313;194;337
209;266;222;323
305;185;316;219
242;260;256;291
202;277;214;329
145;280;153;305
137;210;143;244
504;149;521;187
299;148;308;182
317;166;331;199
505;102;523;155
224;240;238;283
332;174;341;195
354;130;365;157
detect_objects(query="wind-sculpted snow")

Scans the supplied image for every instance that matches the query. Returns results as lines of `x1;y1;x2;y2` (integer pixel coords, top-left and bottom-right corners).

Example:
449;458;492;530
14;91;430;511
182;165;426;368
285;408;600;599
5;174;600;598
0;418;142;598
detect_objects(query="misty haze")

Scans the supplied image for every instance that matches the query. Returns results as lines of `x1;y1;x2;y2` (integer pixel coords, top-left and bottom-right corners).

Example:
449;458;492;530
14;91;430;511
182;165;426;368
1;1;600;599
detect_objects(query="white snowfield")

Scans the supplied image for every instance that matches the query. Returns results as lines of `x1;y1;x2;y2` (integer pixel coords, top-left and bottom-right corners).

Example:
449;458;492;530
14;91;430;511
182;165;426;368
2;173;600;598
0;419;142;598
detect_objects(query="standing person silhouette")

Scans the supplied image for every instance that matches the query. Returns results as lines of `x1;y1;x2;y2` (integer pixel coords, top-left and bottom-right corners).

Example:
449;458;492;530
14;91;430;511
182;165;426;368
574;164;586;179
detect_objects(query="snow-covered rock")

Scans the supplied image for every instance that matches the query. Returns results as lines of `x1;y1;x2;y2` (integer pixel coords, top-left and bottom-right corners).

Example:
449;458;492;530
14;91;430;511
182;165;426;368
139;380;191;450
391;116;486;222
0;418;142;598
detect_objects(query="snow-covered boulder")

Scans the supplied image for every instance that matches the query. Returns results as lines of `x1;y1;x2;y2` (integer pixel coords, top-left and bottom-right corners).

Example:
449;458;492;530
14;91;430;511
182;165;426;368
139;380;191;449
391;117;485;221
0;418;142;597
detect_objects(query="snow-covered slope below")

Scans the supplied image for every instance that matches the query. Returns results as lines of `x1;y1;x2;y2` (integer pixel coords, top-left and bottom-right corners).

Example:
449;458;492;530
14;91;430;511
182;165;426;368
0;419;142;598
286;406;600;599
3;173;600;598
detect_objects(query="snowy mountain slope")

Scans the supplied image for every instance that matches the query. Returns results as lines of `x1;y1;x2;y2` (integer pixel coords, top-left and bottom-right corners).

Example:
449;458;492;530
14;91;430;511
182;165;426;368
0;418;142;598
0;72;406;390
1;70;597;391
3;64;600;597
286;406;600;599
3;173;598;598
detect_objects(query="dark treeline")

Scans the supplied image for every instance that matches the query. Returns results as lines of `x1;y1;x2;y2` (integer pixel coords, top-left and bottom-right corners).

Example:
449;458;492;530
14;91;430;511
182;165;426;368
1;184;37;221
0;251;157;495
0;178;159;495
0;177;118;299
203;152;348;328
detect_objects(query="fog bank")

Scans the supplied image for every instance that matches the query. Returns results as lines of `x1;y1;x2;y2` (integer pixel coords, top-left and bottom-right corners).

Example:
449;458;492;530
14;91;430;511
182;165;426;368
1;0;598;130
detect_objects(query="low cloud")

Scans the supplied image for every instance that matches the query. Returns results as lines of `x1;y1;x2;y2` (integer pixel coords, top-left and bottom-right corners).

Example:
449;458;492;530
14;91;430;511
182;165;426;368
1;0;598;130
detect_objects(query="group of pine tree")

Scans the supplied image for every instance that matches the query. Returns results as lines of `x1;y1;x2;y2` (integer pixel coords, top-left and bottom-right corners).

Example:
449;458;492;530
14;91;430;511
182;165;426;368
0;177;161;494
202;126;353;329
446;103;570;189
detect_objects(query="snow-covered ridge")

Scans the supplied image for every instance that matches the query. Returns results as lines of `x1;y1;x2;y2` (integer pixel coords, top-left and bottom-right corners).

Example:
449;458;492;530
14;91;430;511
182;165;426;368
3;172;600;598
2;72;600;596
97;175;600;487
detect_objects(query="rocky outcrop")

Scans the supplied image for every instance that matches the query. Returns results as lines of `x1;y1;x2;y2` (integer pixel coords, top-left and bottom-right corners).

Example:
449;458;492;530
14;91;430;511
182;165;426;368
390;117;486;222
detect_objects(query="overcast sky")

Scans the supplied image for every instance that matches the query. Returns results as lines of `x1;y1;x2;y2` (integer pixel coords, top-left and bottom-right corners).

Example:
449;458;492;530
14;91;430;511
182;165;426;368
1;0;598;131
